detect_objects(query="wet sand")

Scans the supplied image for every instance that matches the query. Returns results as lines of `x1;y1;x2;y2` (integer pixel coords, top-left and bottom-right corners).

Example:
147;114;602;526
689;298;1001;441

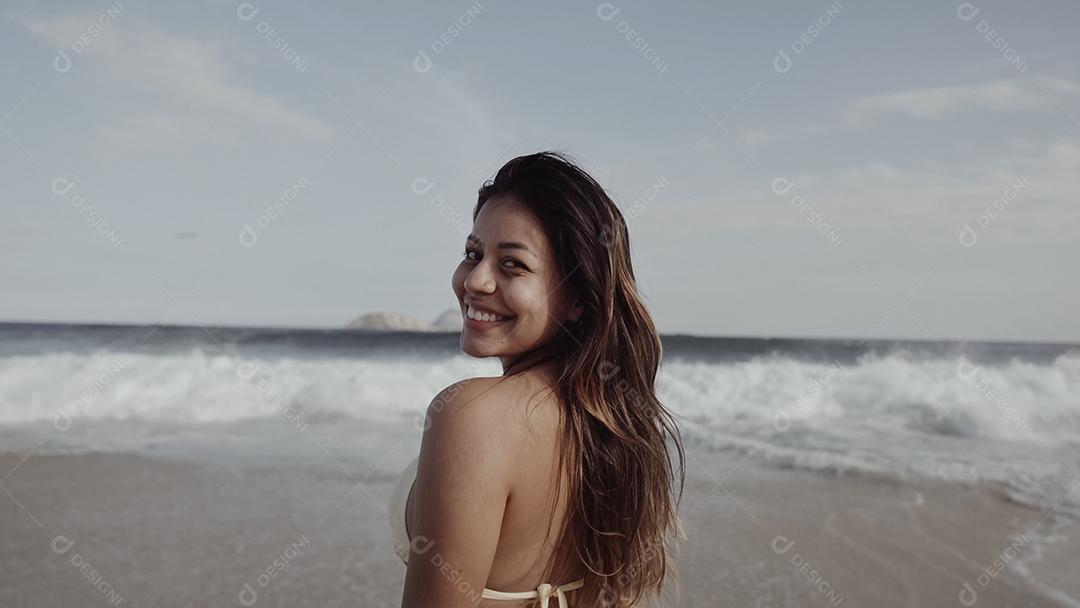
1;449;1077;607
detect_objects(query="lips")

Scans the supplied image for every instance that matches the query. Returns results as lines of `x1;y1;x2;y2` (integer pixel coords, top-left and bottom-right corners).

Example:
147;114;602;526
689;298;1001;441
465;299;513;315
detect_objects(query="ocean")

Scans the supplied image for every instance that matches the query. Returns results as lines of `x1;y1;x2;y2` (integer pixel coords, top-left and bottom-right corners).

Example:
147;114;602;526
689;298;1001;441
2;321;1077;516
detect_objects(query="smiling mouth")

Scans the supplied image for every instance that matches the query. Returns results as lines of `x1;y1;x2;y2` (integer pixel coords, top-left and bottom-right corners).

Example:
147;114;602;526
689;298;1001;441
464;304;515;325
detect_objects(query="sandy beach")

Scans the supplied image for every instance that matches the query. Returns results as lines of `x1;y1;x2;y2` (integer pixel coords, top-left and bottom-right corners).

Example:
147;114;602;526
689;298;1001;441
2;445;1076;608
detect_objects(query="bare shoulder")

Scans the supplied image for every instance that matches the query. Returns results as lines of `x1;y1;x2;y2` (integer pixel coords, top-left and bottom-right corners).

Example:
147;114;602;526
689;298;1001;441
422;375;559;461
425;376;505;422
409;378;514;517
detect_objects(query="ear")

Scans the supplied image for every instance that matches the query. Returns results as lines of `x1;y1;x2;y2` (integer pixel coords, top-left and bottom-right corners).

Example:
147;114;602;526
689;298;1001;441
566;298;584;324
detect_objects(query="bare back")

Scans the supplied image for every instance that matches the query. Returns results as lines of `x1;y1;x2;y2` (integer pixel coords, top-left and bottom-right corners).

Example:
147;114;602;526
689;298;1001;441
404;365;587;603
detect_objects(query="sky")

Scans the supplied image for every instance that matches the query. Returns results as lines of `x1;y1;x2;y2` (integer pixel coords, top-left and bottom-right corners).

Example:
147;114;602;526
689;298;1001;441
1;0;1078;343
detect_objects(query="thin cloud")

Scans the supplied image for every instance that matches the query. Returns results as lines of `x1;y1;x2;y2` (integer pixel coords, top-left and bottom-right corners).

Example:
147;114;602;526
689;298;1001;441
640;136;1079;241
842;76;1078;127
17;13;334;142
785;137;1080;239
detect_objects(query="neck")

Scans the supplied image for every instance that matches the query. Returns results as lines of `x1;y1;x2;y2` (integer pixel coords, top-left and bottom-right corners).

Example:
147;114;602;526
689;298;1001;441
501;346;557;377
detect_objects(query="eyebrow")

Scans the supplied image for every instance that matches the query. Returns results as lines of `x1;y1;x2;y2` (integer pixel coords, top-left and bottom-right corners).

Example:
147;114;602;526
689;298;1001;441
466;234;536;257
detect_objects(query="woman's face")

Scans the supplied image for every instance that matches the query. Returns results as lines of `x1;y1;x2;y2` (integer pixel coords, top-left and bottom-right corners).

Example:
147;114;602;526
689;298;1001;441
452;195;582;371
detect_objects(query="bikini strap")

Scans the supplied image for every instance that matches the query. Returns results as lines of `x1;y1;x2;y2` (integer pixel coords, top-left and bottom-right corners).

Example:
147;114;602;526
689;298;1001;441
481;578;585;607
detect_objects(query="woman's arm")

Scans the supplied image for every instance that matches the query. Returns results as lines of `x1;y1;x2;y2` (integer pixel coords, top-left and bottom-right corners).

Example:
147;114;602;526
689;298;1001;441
400;378;517;607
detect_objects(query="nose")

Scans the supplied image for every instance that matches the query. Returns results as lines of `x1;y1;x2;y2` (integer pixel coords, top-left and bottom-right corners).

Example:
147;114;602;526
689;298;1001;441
463;259;496;294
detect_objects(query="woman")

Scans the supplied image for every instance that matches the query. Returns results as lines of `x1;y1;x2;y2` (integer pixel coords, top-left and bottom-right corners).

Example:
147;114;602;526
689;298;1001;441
388;151;686;607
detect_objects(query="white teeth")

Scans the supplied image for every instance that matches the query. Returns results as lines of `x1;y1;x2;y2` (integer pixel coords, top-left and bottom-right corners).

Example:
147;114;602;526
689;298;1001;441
467;305;510;322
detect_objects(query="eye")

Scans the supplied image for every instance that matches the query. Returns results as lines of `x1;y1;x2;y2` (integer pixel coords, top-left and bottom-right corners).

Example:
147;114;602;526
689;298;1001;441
462;248;479;262
503;258;528;271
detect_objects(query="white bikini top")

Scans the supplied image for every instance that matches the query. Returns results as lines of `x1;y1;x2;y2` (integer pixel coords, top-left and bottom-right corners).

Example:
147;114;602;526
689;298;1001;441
387;454;586;607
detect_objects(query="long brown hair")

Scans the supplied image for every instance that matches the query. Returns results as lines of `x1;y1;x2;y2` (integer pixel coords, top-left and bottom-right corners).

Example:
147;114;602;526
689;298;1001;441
477;151;687;607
